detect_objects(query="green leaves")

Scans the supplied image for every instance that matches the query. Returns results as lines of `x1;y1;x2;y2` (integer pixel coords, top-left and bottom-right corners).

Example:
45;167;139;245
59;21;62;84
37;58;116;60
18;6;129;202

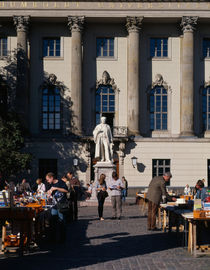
0;113;32;178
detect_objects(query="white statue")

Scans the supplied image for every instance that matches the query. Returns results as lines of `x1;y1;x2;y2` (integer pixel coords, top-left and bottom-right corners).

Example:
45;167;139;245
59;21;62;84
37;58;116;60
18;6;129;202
93;117;113;162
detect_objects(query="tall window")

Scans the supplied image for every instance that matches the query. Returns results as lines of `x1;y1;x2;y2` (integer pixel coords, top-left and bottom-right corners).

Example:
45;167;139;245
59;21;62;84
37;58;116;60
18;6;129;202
150;38;168;58
202;87;210;131
42;87;61;130
203;38;210;58
150;86;167;131
96;85;115;128
43;38;60;57
96;38;114;57
152;159;171;183
0;38;7;57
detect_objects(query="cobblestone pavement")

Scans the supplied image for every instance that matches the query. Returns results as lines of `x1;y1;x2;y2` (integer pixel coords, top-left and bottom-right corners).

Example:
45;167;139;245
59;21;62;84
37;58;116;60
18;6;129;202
0;202;210;270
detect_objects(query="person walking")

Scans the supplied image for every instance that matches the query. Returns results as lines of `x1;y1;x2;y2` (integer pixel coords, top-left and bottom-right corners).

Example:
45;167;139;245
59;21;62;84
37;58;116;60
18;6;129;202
121;176;128;202
96;174;107;220
109;171;124;220
146;172;176;231
67;171;80;221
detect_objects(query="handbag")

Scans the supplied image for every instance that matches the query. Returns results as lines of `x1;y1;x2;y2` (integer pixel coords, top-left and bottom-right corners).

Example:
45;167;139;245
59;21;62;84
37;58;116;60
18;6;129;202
57;201;70;214
97;190;109;200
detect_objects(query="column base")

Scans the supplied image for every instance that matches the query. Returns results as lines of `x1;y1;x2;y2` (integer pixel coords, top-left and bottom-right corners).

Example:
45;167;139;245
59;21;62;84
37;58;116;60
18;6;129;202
180;131;196;137
128;129;141;137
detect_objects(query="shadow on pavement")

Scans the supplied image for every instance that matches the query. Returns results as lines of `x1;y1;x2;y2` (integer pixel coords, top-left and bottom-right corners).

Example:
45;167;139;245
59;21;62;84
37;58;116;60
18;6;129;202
0;216;181;270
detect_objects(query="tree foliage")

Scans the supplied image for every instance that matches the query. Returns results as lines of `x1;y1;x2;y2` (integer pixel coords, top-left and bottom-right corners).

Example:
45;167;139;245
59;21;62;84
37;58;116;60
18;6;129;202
0;113;32;179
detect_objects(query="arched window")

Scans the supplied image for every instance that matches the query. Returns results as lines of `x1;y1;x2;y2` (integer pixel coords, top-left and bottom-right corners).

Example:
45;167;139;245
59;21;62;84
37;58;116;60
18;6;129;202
42;87;61;130
150;86;167;130
96;85;115;128
202;87;210;131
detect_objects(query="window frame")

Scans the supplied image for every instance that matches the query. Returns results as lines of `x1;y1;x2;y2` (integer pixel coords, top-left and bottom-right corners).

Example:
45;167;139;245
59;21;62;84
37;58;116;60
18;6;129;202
147;35;172;61
152;159;171;185
202;86;210;131
0;37;8;58
95;85;115;128
203;38;210;59
96;37;117;60
42;37;63;59
150;37;168;58
150;86;168;131
41;86;62;132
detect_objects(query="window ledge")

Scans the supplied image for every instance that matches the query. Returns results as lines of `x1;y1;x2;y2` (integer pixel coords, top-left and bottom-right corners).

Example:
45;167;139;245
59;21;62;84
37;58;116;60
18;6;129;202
96;56;117;61
203;57;210;61
204;130;210;138
151;130;171;138
149;57;171;61
43;57;64;61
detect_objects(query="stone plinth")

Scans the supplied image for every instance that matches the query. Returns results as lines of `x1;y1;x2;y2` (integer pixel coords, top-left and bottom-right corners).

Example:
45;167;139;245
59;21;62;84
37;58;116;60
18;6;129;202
94;161;116;183
87;161;116;204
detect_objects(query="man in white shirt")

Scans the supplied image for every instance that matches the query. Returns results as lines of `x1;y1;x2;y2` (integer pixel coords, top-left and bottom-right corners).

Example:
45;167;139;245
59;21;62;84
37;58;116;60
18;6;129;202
108;171;124;220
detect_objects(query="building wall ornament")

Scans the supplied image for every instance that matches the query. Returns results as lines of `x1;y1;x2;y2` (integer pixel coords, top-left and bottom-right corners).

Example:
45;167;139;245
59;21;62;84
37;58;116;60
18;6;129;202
96;71;119;92
126;16;143;33
180;16;198;33
13;16;30;32
41;73;66;94
113;126;128;137
150;74;172;92
67;16;85;33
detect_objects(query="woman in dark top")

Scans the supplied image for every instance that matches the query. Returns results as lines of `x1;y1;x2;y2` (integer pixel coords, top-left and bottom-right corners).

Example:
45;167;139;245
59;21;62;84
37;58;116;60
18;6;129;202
96;174;107;220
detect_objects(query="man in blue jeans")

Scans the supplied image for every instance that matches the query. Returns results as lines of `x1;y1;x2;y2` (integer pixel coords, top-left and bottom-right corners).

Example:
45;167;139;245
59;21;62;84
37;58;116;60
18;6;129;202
46;172;68;243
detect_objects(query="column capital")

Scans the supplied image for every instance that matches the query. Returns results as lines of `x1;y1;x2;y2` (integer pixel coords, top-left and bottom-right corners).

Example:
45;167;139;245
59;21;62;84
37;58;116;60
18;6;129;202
67;16;85;33
13;16;30;32
181;16;198;33
126;16;143;33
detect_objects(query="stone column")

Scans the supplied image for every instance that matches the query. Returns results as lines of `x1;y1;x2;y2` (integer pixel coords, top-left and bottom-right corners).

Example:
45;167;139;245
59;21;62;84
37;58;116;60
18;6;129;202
68;16;84;136
13;16;30;128
126;17;143;136
180;16;198;136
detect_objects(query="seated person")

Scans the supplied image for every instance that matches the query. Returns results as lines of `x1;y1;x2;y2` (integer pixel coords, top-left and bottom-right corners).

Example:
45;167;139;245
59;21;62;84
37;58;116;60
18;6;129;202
36;178;46;194
17;178;32;193
184;184;191;195
195;180;207;201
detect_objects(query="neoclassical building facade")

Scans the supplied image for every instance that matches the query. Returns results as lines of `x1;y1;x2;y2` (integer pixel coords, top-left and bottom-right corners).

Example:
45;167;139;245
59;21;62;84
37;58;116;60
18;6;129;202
1;1;210;190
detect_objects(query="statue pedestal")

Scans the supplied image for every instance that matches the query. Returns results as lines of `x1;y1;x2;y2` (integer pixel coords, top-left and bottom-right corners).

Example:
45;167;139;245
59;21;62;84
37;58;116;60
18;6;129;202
87;161;116;203
94;161;116;183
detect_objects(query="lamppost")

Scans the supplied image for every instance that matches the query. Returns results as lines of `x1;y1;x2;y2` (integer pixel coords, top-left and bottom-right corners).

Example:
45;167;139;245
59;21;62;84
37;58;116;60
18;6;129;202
131;156;138;168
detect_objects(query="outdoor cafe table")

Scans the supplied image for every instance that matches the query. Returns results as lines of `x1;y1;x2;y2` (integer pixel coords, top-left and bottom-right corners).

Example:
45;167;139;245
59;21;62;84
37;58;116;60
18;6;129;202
181;212;210;257
158;204;210;256
0;207;35;255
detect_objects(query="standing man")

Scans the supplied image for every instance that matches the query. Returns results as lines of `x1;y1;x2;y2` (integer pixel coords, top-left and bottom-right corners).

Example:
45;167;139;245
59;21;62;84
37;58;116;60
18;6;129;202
109;171;124;220
46;172;68;242
146;172;176;231
67;171;80;221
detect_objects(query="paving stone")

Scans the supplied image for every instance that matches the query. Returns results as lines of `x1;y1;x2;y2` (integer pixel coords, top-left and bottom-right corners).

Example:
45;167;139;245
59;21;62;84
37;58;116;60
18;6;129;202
0;204;210;270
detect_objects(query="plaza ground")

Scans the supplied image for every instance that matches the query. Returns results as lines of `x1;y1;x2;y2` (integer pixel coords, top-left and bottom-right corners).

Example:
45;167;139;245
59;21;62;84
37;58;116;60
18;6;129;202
0;202;210;270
